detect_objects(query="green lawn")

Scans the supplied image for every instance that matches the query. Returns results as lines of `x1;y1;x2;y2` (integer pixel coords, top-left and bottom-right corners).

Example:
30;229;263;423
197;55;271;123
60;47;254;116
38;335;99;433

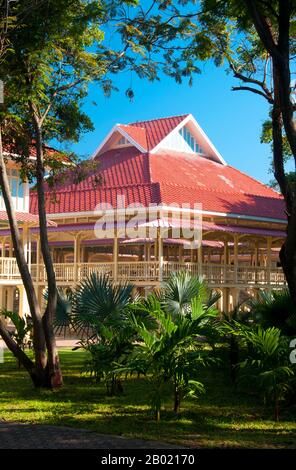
0;348;296;448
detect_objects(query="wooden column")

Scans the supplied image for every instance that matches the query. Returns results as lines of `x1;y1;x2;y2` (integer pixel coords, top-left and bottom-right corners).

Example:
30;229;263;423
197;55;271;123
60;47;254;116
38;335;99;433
222;287;230;314
197;242;202;277
266;237;272;288
147;243;151;262
6;287;14;311
224;240;228;282
36;238;40;284
234;235;238;284
158;229;163;282
73;234;79;284
1;237;6;258
0;286;3;312
113;232;118;282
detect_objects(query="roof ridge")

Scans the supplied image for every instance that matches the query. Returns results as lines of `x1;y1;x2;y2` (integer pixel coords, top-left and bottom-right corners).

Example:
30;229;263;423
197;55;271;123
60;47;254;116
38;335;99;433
128;113;189;127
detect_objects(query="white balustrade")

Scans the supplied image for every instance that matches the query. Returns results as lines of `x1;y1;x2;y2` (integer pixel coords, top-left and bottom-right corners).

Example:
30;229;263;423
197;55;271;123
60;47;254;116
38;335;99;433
0;257;287;287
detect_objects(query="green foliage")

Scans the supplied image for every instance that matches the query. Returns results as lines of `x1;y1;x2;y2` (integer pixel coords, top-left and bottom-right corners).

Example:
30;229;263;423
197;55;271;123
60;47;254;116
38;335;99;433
72;272;134;335
161;270;220;317
233;322;295;421
123;282;219;419
249;290;296;336
71;273;137;394
0;309;32;350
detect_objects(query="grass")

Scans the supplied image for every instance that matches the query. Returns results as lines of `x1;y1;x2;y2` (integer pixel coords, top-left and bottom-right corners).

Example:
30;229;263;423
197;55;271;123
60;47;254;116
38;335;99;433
0;347;296;448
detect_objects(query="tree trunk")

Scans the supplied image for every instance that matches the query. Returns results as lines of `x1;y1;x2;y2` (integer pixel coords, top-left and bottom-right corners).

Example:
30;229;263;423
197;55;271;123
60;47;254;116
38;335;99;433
271;65;296;307
244;1;296;307
174;383;181;414
0;127;49;383
33;120;62;388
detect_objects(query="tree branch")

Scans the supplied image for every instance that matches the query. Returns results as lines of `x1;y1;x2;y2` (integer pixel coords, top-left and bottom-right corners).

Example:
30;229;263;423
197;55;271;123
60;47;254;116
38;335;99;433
244;0;282;62
230;62;273;101
232;85;274;103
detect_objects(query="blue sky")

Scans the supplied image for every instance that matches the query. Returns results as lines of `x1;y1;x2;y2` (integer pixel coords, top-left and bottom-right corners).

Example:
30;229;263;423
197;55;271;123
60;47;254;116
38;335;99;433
58;60;276;185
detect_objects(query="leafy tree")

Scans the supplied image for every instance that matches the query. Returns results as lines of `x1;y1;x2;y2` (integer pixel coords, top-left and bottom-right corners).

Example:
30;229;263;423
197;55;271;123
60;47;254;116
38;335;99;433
0;0;111;388
119;1;296;306
194;1;296;307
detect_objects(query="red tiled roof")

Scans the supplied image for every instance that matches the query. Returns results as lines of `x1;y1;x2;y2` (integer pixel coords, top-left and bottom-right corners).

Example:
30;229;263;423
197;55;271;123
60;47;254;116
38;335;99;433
30;146;286;222
148;152;285;220
0;211;56;226
3;142;69;163
118;125;148;150
30;183;161;214
127;114;189;150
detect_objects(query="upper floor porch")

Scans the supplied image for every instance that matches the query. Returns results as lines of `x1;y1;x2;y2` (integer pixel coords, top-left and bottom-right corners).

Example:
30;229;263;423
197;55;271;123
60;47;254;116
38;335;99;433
0;210;287;290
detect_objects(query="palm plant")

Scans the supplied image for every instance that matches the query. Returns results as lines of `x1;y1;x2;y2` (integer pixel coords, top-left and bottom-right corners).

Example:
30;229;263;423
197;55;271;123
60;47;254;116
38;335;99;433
125;293;218;420
234;323;295;421
249;289;296;336
161;272;221;352
72;273;136;395
44;288;74;337
72;273;134;336
162;271;220;317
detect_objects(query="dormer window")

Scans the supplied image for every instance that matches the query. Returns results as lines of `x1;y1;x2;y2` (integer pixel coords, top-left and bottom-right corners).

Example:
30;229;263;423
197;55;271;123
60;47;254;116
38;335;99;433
179;127;204;154
117;136;129;146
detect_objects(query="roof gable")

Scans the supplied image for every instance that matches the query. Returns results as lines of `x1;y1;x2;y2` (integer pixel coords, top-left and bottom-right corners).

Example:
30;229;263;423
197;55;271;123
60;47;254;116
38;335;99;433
128;114;189;150
92;113;225;165
92;114;190;158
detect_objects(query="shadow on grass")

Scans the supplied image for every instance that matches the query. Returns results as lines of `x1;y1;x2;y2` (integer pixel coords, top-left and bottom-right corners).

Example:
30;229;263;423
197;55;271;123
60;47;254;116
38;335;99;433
1;348;296;448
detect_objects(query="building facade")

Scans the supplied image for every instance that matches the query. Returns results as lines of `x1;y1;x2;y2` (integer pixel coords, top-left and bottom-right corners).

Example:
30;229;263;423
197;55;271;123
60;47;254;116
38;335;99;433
0;114;287;316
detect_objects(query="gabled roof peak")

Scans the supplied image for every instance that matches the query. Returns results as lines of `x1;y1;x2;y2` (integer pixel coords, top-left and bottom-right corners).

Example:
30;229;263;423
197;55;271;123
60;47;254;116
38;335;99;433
92;113;226;165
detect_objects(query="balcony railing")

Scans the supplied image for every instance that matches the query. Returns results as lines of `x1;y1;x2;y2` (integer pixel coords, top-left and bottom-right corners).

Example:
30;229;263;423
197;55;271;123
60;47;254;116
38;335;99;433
0;257;287;287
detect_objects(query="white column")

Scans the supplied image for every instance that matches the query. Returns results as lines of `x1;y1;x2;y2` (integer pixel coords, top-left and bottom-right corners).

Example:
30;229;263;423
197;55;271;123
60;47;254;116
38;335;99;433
22;225;29;262
18;285;30;318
